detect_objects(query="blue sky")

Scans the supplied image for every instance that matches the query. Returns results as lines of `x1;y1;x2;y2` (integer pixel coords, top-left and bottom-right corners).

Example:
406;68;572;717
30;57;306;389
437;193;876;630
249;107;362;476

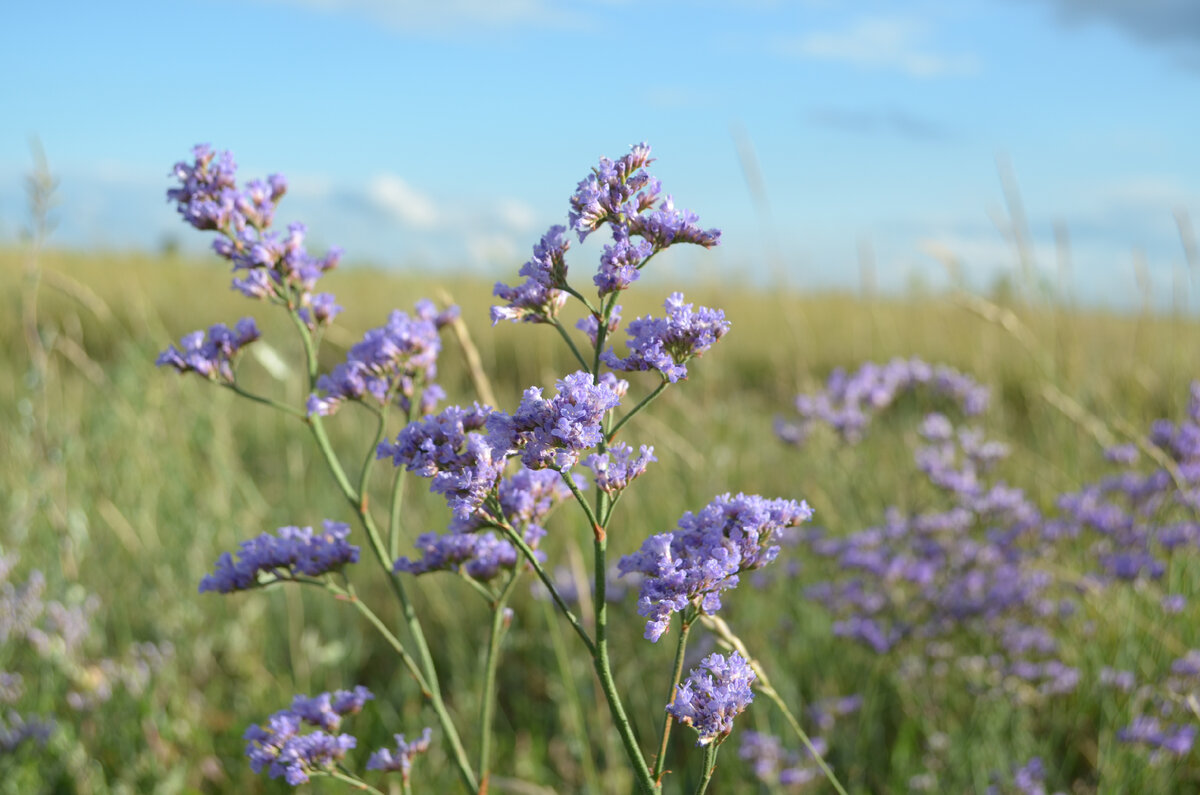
2;0;1198;306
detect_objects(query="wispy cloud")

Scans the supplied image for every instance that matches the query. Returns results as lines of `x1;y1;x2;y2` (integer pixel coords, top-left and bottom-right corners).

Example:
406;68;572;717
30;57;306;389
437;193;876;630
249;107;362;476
256;0;583;33
776;16;979;78
805;106;953;142
365;175;440;229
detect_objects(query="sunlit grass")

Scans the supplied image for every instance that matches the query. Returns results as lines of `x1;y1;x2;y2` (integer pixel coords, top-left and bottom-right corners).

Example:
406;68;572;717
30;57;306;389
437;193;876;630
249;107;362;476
3;246;1200;792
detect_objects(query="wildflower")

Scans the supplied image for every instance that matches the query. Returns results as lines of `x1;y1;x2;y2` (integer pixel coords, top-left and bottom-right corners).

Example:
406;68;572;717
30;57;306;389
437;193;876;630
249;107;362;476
577;305;622;346
156;318;260;383
490;227;571;325
667;651;756;745
308;300;454;417
244;689;372;785
603;293;729;383
585;443;656;493
379;404;506;518
620;493;814;641
776;358;990;445
487;371;622;470
367;727;433;781
168;146;340;307
199;521;360;593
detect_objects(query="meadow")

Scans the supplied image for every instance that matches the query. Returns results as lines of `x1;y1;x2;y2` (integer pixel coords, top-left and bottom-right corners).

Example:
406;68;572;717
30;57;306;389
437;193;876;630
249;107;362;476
4;237;1200;793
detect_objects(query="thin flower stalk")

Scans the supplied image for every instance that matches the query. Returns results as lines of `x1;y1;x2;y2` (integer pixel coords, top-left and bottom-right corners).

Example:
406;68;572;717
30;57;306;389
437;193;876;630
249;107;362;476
478;571;522;787
654;611;695;783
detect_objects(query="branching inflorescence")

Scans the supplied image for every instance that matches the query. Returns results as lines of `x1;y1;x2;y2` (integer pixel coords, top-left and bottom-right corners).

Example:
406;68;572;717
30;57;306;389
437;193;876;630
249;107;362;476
157;141;829;794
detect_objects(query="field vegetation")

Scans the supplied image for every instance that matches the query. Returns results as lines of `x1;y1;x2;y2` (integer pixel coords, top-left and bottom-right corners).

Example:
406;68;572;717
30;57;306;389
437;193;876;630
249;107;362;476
4;244;1200;793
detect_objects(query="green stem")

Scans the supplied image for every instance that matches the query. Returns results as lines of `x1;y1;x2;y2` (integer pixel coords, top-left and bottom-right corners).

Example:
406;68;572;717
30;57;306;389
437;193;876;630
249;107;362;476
226;381;306;418
607;378;669;443
359;405;389;513
653;614;693;783
591;531;657;795
321;768;386;794
311;580;431;695
699;615;849;795
694;744;719;795
491;514;595;655
561;284;601;317
552;319;593;374
289;312;477;793
479;571;522;787
539;598;601;794
557;468;605;541
388;465;407;561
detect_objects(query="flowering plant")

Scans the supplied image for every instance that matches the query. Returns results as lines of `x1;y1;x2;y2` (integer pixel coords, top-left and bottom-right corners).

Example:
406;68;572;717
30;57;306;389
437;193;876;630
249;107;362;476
157;142;843;793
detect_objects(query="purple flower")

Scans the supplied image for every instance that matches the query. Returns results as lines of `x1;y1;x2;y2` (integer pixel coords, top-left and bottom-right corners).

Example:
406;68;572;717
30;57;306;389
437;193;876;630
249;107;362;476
379;404;506;518
739;730;830;787
619;493;814;641
595;230;652;296
290;687;374;732
602;293;730;383
156;318;260;383
577;306;622;347
777;358;990;445
1117;716;1197;757
667;651;756;745
490;227;571;325
309;301;453;417
627;194;721;250
487;371;623;470
584;443;656;493
568;142;656;241
168;146;340;308
244;688;371;785
367;727;433;781
199;521;359;593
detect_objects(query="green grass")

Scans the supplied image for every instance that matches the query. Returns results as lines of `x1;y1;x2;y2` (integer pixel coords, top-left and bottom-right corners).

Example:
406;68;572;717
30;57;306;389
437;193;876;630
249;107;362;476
3;246;1200;793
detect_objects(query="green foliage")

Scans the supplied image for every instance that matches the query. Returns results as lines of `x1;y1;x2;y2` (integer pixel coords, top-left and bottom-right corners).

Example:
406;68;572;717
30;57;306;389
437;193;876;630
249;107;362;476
3;247;1200;792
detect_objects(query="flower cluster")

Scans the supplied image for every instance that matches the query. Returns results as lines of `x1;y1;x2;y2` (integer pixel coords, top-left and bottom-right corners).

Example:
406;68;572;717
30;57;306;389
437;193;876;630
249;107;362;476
244;688;373;786
395;468;568;581
1;554;173;732
667;651;756;746
585;443;656;493
199;521;359;593
168;144;342;324
307;300;458;417
740;731;830;789
487;371;623;470
619;493;814;641
490;226;572;325
493;142;720;322
367;727;433;780
378;404;505;518
602;293;729;383
775;358;990;444
156;318;260;383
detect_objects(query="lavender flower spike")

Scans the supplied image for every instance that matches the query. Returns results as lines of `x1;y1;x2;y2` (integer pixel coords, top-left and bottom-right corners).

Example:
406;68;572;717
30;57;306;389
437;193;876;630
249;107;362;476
244;688;371;786
620;493;814;641
490;226;571;325
368;727;433;781
156;318;260;383
603;293;729;383
487;370;623;470
667;651;756;746
199;520;359;593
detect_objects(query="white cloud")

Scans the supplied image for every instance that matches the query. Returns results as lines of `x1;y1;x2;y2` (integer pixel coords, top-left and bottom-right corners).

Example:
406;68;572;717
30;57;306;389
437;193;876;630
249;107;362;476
258;0;582;32
466;233;519;268
366;174;440;229
494;198;538;233
778;16;979;78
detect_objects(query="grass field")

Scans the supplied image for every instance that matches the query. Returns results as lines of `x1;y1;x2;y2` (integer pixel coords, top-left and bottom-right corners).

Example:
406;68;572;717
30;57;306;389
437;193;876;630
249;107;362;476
4;245;1200;793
